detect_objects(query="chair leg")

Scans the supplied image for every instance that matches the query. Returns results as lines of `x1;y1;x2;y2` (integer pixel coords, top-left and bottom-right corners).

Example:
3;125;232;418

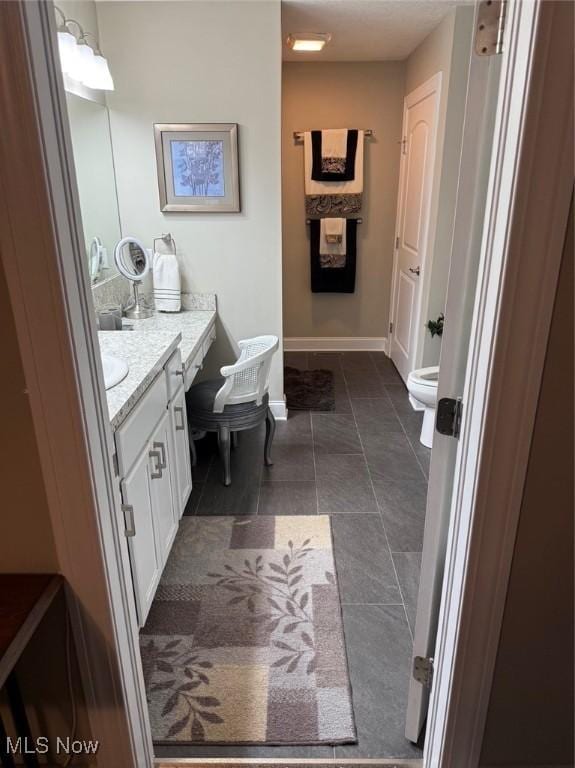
218;425;232;486
264;407;275;466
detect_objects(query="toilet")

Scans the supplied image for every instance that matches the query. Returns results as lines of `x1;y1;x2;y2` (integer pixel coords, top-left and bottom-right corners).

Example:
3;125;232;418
406;366;439;448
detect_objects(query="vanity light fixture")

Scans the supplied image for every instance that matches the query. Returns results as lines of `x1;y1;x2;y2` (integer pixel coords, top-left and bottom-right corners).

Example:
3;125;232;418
54;6;114;91
286;32;332;52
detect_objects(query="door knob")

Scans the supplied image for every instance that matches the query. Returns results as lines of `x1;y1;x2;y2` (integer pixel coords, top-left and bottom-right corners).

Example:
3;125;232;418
409;266;421;276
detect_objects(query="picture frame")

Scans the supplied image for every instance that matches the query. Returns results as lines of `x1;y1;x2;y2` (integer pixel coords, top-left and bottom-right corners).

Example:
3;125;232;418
154;123;240;213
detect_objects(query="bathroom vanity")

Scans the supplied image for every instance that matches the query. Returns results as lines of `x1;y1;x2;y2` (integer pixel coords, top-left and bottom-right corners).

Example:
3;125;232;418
99;297;216;625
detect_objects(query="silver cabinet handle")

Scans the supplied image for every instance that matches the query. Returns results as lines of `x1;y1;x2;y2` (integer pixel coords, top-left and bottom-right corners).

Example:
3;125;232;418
409;266;421;276
174;364;185;380
175;405;186;431
122;504;136;537
149;449;162;479
154;440;167;469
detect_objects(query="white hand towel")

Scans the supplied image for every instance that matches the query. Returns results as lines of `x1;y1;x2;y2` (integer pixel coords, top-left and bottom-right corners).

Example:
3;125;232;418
153;251;181;312
324;217;344;244
320;218;346;256
304;130;364;195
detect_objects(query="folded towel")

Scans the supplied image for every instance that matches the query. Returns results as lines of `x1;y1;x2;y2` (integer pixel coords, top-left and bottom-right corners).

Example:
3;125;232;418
311;129;358;181
320;218;346;261
153;251;181;312
304;131;364;215
310;219;358;293
324;217;344;244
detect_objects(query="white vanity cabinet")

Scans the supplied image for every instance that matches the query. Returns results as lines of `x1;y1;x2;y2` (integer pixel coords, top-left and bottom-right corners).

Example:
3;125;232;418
169;386;192;517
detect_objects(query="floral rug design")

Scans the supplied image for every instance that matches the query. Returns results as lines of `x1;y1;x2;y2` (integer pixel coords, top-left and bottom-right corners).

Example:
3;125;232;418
140;515;356;746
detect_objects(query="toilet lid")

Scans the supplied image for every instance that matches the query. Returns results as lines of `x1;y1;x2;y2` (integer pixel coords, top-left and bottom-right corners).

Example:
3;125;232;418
408;366;439;387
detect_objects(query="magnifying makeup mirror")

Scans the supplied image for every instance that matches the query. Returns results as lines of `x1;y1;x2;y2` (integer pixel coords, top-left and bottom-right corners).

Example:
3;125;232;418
114;236;153;319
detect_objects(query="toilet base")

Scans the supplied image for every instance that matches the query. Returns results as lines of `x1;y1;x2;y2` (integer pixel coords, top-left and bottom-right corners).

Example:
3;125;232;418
420;406;435;448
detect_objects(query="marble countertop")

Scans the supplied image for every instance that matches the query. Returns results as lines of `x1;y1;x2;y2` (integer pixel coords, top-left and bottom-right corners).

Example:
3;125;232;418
99;330;180;429
98;304;216;430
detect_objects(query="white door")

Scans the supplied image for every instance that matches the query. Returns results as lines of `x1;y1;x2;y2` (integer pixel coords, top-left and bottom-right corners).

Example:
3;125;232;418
121;446;161;626
405;46;503;741
169;385;193;518
149;411;178;567
390;74;442;383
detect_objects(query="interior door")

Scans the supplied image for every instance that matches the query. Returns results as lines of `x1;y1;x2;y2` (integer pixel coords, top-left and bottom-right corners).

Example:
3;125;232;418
390;74;442;383
405;41;503;742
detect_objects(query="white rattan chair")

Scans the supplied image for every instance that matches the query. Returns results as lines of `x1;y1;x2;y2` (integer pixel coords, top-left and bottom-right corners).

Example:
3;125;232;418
186;335;279;486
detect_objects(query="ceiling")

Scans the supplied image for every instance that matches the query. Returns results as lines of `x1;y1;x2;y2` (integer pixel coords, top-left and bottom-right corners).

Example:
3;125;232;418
282;0;459;61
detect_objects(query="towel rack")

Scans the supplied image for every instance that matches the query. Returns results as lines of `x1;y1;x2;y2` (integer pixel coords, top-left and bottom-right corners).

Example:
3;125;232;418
294;130;373;142
153;232;177;255
306;218;362;224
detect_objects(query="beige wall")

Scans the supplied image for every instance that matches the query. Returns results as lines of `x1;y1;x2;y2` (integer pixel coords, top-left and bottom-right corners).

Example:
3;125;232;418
480;200;574;766
282;61;405;340
97;0;284;401
405;6;474;367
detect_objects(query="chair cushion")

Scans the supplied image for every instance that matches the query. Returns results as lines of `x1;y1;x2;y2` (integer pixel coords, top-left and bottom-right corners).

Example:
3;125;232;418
186;378;269;431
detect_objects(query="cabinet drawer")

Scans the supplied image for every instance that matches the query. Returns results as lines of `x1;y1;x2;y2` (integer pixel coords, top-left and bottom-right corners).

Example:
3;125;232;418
184;347;204;390
165;348;183;402
202;323;216;358
115;373;168;476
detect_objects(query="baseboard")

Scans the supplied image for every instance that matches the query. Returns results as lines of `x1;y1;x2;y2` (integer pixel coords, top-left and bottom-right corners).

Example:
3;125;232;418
284;337;389;353
269;398;288;421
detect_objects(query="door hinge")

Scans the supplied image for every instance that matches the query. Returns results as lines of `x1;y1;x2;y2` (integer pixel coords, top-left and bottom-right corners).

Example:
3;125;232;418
395;235;400;249
122;504;136;537
413;655;434;687
475;0;506;56
436;397;463;439
389;322;393;334
112;452;119;477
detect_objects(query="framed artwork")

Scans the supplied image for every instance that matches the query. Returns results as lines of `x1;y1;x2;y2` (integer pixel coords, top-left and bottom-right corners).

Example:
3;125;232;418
154;123;240;212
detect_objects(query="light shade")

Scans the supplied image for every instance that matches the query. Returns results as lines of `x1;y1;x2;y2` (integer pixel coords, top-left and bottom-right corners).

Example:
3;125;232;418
75;40;96;84
82;52;115;91
57;29;78;75
287;33;331;52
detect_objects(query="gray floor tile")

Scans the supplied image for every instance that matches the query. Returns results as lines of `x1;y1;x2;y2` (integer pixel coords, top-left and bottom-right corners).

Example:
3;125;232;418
332;515;401;605
155;744;335;759
393;552;422;636
363;432;427;485
336;605;422;760
316;454;378;515
262;442;315;482
312;414;363;454
372;477;427;552
370;353;405;384
384;383;414;416
258;481;317;515
275;410;312;443
183;482;203;516
308;351;343;371
352;398;405;435
340;351;377;371
343;368;387;398
284;351;309;370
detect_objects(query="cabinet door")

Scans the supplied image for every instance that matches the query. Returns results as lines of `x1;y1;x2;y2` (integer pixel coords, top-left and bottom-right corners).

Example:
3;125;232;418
169;385;193;518
121;449;161;627
149;411;178;567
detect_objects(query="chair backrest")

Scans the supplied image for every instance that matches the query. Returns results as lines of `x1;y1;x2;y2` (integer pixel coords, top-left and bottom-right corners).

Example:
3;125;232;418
213;335;279;413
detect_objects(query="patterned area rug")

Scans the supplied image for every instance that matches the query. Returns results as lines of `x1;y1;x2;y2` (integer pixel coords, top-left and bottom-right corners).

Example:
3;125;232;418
284;366;335;411
140;516;356;746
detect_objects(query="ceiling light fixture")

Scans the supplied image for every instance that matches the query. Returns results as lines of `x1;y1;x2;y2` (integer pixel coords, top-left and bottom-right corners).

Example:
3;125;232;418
287;33;332;52
54;6;114;91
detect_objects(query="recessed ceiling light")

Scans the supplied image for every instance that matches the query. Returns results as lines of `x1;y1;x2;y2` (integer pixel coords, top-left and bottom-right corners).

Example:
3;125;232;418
287;33;332;52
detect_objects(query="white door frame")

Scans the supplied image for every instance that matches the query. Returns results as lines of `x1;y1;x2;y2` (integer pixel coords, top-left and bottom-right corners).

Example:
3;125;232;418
1;2;571;767
389;72;442;380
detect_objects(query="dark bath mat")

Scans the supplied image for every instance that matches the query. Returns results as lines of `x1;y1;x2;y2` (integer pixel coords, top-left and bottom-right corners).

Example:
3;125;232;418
284;366;335;411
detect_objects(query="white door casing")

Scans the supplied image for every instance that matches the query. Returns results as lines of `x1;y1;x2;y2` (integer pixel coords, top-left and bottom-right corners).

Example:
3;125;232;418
390;73;442;383
405;26;503;742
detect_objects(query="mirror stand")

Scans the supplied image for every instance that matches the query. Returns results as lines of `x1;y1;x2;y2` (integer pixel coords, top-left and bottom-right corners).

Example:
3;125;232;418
125;281;153;319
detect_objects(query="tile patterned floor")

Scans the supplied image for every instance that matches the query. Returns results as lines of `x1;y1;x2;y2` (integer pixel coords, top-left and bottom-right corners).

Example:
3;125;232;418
155;352;430;762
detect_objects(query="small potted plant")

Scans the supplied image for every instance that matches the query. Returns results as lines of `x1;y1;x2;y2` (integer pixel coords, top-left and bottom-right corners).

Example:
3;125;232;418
427;313;444;338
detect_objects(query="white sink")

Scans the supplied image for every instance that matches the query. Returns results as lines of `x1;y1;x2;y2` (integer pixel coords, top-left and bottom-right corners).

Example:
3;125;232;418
102;354;129;390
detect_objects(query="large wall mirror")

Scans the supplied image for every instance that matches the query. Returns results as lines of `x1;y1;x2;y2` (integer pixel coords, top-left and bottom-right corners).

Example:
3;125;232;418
65;92;121;285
